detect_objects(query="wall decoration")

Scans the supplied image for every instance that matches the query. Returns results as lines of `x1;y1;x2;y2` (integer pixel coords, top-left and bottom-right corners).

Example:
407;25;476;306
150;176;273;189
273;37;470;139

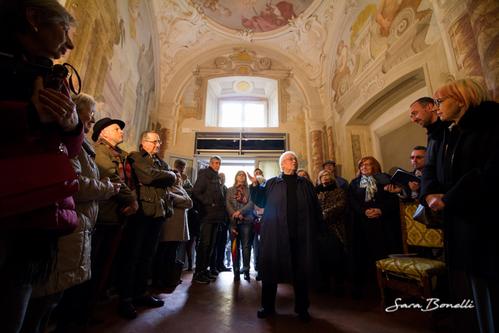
192;0;314;32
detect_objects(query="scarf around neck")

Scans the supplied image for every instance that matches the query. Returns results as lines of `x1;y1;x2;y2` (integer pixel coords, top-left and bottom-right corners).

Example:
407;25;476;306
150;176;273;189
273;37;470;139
234;184;247;204
359;175;377;202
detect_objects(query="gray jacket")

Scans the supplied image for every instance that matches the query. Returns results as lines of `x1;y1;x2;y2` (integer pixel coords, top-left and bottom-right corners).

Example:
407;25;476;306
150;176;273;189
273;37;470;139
34;138;116;296
226;185;254;226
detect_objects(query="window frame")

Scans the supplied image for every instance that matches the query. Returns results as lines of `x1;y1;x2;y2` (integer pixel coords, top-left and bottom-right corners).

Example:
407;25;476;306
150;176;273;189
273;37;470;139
217;97;268;128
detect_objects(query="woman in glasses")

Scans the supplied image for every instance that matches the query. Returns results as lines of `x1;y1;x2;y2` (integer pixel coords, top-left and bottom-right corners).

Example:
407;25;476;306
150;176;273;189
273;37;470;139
424;78;498;333
0;1;82;332
348;156;401;298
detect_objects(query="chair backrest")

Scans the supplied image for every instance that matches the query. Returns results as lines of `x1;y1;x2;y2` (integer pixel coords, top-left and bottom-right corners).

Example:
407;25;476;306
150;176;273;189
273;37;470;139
400;202;444;252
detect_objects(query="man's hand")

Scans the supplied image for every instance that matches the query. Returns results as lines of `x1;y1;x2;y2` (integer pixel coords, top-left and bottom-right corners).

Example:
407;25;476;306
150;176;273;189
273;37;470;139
247;172;257;185
408;181;420;192
384;184;401;193
122;200;139;216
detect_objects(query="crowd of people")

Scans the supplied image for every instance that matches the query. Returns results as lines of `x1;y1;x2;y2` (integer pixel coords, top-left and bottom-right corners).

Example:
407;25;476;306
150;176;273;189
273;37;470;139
0;1;497;333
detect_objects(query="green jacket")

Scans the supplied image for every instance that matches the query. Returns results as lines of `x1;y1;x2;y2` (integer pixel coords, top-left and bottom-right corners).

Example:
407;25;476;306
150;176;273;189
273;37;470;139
94;139;136;223
127;149;176;219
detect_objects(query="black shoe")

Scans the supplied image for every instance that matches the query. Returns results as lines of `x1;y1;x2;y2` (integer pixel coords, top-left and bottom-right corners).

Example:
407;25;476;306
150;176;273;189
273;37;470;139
118;301;137;319
210;269;219;276
234;274;240;282
255;273;262;281
217;266;231;272
244;272;250;281
133;295;164;308
192;273;210;284
207;271;217;280
257;308;275;319
297;311;311;322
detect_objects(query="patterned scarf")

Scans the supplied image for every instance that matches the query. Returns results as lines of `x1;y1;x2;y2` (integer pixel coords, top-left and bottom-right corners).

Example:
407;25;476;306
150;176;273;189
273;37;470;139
359;175;377;202
234;185;247;204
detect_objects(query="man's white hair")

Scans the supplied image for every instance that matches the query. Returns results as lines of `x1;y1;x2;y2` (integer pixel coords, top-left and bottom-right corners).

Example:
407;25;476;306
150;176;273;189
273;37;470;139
279;151;298;171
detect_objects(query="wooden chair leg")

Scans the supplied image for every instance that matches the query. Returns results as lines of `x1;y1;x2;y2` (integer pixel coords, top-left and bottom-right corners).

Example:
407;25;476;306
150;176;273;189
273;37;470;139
376;268;386;308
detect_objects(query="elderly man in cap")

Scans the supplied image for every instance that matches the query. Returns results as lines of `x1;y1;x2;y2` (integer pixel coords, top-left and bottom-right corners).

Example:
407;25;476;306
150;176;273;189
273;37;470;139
322;160;349;190
90;117;138;318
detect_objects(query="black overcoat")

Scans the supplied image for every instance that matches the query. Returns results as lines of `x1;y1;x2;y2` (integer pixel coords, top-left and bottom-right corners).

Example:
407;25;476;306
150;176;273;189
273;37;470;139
437;101;499;279
250;174;321;284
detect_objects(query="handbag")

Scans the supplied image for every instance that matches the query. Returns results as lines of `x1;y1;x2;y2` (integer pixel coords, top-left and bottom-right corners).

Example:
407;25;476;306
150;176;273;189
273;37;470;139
412;204;443;229
0;150;79;234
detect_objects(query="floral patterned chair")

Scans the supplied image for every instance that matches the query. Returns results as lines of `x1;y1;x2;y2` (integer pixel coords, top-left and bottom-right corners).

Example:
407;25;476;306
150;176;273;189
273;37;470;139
376;201;445;307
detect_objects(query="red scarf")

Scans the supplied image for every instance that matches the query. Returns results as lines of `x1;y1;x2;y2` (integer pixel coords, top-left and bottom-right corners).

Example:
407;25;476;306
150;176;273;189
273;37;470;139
234;185;247;204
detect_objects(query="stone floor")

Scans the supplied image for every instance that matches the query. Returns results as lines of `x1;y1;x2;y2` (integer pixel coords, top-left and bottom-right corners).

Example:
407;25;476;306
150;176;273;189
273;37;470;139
76;270;453;333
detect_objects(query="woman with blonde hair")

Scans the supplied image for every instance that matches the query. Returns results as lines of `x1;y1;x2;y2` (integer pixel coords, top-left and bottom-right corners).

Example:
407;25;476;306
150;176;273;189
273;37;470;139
421;78;498;333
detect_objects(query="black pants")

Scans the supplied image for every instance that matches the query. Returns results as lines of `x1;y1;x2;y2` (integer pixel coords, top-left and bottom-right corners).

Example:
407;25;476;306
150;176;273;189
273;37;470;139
195;222;219;274
117;215;164;300
211;223;228;271
261;238;309;313
153;241;180;287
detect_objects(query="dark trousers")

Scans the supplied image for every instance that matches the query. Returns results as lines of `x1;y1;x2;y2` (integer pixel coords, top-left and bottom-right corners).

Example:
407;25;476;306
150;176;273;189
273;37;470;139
89;222;124;306
261;238;309;314
317;232;346;290
117;215;164;300
195;222;219;274
153;241;180;287
0;277;32;333
447;269;479;333
470;274;498;333
232;223;254;274
211;223;228;271
20;292;63;333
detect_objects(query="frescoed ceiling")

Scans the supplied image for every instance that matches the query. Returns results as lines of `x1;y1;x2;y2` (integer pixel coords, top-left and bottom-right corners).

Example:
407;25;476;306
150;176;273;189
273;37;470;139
192;0;314;32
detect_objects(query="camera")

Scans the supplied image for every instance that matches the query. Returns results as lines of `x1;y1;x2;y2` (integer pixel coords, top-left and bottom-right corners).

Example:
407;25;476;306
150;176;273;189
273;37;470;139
43;64;69;92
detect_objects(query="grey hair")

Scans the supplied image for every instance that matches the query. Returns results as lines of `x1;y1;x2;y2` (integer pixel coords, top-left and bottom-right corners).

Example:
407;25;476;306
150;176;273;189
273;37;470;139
279;151;298;171
140;131;159;141
72;93;95;115
209;155;222;163
2;0;75;33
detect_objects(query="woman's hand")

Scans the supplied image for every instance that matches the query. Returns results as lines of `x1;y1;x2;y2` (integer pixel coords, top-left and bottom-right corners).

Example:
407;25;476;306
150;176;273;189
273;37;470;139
426;194;445;211
32;77;79;131
231;211;241;219
365;208;382;219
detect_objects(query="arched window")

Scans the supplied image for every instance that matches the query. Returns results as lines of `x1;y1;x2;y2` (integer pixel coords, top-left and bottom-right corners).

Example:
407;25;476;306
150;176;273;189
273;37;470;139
205;76;279;128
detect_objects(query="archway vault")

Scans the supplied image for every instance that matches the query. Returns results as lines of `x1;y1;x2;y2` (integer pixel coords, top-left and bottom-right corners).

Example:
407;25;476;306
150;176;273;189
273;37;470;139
156;45;324;124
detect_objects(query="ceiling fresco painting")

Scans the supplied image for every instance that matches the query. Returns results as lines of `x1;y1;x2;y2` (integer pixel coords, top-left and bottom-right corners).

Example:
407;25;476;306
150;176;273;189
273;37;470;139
192;0;314;32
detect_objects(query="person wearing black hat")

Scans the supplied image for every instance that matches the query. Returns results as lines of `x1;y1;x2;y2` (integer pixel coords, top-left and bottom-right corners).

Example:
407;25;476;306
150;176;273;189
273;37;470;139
88;117;138;319
322;160;349;190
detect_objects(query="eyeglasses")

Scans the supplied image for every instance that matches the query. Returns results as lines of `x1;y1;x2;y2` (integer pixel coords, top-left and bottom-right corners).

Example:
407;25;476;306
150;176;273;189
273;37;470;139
433;96;448;107
144;140;162;145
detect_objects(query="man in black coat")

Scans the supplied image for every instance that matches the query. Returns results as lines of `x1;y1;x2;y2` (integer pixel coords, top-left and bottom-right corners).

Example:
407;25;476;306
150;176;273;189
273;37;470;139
116;131;176;319
250;151;320;322
192;156;226;284
408;96;450;198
